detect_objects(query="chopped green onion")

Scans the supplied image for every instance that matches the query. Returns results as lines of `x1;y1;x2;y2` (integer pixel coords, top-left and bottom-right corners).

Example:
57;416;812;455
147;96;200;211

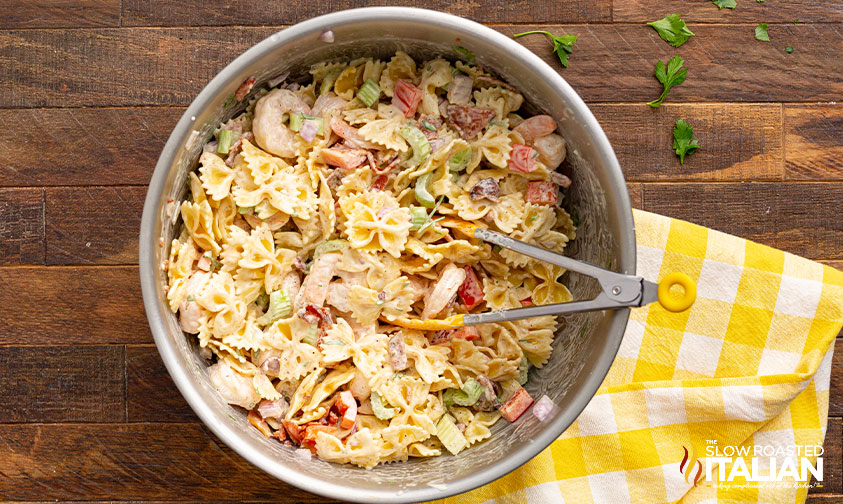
302;323;319;346
517;358;531;386
357;79;382;107
409;206;428;231
289;112;304;132
257;289;291;326
371;391;396;420
448;148;472;174
399;125;431;168
421;119;436;131
313;239;347;260
223;93;235;108
443;378;483;407
414;172;436;208
436;414;469;455
237;206;255;215
320;68;343;96
454;45;475;63
217;129;236;155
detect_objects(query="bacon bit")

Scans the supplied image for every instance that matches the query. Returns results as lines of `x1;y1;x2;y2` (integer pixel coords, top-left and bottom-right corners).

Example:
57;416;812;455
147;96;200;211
452;326;480;341
392;79;423;118
365;151;378;173
388;333;409;372
235;76;256;101
430;329;453;346
445;104;496;139
293;256;306;272
242;213;263;229
319;146;367;170
458;266;484;310
526;181;559;206
549;171;572;188
196;256;211;272
271;429;287;442
225;131;255;167
509;144;538;173
283;420;305;444
419;114;443;130
371;174;389;191
520;296;534;307
248;410;273;437
469;177;500;202
498;387;534;422
326;410;340;426
302;424;338;453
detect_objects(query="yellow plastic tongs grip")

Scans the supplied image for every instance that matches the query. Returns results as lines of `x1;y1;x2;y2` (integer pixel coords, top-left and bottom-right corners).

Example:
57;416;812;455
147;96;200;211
657;272;697;312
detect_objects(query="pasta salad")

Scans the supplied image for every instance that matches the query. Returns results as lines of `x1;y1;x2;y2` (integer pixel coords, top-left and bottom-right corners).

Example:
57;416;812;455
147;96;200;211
165;51;576;468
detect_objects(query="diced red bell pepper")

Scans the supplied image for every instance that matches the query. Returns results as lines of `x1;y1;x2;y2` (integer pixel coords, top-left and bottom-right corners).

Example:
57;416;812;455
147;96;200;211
451;326;480;341
498;387;534;422
335;390;358;430
458;266;484;310
430;329;454;345
520;296;533;307
509;143;538;173
372;174;389;191
525;180;558;206
283;419;305;444
392;79;423;118
301;424;338;453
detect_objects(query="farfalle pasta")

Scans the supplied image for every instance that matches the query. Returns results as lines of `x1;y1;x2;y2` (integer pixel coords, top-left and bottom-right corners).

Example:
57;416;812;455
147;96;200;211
166;51;576;468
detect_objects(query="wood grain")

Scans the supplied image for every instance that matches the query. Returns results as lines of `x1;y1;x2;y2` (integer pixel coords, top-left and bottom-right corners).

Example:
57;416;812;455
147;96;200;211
0;108;183;186
2;24;842;108
808;497;843;503
0;0;119;29
127;345;197;422
122;0;611;26
0;346;125;423
614;0;843;23
627;183;643;208
592;103;783;181
0;424;330;502
786;105;843;180
832;339;843;417
0;188;44;265
45;186;145;265
817;417;843;494
640;182;843;260
0;266;150;345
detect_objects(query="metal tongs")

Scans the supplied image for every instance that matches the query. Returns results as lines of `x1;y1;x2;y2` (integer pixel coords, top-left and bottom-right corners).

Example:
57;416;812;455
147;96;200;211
392;224;696;331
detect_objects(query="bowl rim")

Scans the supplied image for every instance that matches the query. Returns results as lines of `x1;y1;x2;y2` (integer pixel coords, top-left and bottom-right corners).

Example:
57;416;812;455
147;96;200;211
140;6;635;503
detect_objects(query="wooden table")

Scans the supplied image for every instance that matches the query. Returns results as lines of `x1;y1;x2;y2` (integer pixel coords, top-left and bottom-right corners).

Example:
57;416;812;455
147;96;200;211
1;1;841;502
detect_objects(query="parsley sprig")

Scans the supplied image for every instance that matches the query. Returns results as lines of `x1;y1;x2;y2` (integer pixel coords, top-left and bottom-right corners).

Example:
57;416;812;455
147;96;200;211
513;31;579;68
712;0;737;9
755;23;770;41
647;55;687;108
647;14;696;48
673;119;700;164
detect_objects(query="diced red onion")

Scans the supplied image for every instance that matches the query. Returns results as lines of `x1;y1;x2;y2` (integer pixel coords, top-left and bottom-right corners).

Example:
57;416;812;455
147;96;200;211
257;398;289;419
319;29;335;43
203;140;218;153
299;119;320;142
532;394;557;422
428;138;448;153
267;72;289;88
447;74;474;105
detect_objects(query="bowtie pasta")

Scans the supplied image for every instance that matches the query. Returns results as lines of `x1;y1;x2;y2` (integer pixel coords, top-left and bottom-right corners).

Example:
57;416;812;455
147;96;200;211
165;51;576;468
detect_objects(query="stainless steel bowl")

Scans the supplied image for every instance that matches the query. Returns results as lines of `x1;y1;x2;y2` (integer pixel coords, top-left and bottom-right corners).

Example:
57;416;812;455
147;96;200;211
140;7;634;503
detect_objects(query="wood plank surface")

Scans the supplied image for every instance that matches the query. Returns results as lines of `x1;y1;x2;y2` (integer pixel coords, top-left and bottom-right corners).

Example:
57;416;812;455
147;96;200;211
614;0;843;23
2;24;842;108
0;0;120;29
786;104;843;180
0;188;44;265
0;424;330;502
593;103;783;181
122;0;611;26
127;345;197;422
0;266;150;345
640;182;843;260
0;346;125;423
820;417;843;494
0;107;182;187
833;339;843;417
45;186;145;265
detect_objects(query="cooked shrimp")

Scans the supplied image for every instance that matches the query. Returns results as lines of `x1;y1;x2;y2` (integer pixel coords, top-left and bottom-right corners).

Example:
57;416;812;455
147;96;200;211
513;114;557;145
311;92;348;121
207;360;261;409
532;133;567;169
178;271;210;333
252;88;311;158
297;252;341;308
281;271;302;302
421;263;466;319
406;275;429;304
326;280;351;313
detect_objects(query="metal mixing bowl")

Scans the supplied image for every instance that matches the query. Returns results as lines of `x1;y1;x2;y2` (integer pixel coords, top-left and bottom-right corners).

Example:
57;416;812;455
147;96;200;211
139;7;634;503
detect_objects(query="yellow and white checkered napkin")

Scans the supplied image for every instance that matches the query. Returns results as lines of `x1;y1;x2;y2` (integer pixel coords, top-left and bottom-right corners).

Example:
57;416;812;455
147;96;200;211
434;209;843;504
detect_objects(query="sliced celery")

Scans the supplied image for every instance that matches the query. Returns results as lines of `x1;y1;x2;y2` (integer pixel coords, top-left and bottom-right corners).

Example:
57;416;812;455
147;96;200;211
443;378;483;407
313;239;347;260
436;414;469;455
371;391;396;420
414;173;436;208
399;125;431;168
289;112;304;132
357;79;381;107
217;129;235;155
517;357;531;386
301;323;319;347
257;289;291;326
448;148;472;174
320;68;343;96
409;206;428;231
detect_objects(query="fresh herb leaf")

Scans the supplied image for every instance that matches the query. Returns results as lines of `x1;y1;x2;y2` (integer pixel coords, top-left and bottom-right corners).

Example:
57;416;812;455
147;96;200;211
223;93;235;108
755;23;770;41
757;0;765;2
785;45;794;53
673;119;700;164
712;0;737;9
646;55;687;108
454;46;475;63
647;14;696;48
793;19;799;25
513;31;579;68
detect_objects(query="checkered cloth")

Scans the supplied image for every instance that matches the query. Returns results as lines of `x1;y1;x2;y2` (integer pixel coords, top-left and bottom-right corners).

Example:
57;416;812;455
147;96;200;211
433;209;843;504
